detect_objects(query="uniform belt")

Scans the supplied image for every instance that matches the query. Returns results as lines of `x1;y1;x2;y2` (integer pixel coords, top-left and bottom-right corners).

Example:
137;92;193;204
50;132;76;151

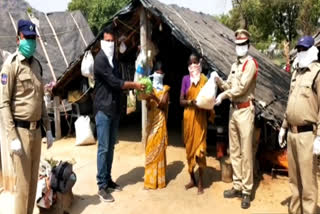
14;120;40;130
289;124;314;133
232;100;251;109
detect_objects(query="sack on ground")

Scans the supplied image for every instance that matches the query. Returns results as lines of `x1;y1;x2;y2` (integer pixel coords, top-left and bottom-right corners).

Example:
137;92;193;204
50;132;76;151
50;161;77;194
196;72;218;109
75;116;96;146
81;50;94;78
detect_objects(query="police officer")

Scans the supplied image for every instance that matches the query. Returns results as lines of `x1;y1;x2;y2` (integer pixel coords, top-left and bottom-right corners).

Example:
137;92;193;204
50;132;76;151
215;29;258;209
279;36;320;214
0;20;54;214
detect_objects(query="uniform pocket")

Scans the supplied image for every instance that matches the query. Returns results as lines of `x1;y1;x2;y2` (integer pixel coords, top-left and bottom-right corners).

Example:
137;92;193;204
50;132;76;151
18;73;34;91
300;83;312;98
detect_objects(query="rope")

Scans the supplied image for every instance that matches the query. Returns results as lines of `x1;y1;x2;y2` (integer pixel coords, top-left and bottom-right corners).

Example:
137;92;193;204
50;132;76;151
164;5;203;56
0;26;91;38
8;12;17;34
45;14;69;68
116;18;138;33
27;13;57;82
70;13;88;47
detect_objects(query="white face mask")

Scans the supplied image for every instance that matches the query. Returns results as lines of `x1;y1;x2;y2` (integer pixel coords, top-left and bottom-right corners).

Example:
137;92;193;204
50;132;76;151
188;63;201;85
152;72;164;91
101;40;114;67
235;45;249;57
297;46;319;68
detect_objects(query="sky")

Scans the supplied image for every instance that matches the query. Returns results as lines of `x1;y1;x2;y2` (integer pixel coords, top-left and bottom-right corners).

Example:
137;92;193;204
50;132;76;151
25;0;232;15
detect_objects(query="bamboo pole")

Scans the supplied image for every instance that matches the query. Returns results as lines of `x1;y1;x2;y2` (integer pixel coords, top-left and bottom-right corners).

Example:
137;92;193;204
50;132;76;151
54;96;61;140
140;8;148;145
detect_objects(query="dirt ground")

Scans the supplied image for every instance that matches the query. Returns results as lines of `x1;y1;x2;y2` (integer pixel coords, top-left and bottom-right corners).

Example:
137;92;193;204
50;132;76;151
1;125;320;214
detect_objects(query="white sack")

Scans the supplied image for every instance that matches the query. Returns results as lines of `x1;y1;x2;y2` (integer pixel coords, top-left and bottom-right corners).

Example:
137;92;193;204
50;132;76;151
81;50;94;78
75;116;96;146
196;72;218;110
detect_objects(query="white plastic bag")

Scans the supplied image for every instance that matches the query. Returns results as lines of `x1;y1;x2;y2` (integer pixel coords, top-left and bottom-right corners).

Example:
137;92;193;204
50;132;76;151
75;116;96;146
196;72;218;110
81;50;94;78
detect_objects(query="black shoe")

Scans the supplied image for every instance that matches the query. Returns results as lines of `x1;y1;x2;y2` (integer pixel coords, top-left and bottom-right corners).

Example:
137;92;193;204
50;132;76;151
241;194;251;209
108;180;122;192
223;188;242;198
98;188;114;202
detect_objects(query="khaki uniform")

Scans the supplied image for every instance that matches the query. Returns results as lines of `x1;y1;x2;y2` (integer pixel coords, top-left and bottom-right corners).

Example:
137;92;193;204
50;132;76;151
282;62;320;214
218;55;257;195
0;51;50;214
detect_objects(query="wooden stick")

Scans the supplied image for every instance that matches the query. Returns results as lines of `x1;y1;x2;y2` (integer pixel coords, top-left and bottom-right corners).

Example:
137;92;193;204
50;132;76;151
140;8;148;146
54;96;61;140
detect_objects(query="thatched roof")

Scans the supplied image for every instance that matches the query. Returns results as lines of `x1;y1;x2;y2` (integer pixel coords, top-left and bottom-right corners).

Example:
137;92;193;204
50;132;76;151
53;0;291;129
0;0;95;83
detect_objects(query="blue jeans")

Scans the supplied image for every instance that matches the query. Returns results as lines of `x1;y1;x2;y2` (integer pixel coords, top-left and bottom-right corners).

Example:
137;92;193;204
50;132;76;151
95;111;120;190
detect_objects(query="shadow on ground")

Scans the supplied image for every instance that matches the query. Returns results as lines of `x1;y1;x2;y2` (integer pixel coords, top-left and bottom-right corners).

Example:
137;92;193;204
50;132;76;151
116;166;144;188
166;160;184;185
192;166;221;190
68;194;100;214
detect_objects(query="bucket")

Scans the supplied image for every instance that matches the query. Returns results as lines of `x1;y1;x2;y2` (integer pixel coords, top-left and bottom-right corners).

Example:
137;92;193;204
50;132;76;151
220;156;233;183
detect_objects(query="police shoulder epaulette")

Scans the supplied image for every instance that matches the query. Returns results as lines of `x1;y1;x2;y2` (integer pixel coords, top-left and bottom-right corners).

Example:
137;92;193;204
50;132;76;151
242;56;258;78
4;52;18;65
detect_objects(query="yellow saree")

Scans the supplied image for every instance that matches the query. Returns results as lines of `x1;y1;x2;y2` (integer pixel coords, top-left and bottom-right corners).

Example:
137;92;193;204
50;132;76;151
183;74;214;173
144;85;170;189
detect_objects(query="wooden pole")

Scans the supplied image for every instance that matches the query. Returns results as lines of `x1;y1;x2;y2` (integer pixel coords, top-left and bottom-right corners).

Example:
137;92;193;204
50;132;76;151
140;8;148;145
54;96;61;140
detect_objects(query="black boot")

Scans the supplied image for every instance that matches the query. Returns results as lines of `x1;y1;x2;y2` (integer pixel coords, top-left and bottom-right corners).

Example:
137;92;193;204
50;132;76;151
241;194;251;209
223;188;242;198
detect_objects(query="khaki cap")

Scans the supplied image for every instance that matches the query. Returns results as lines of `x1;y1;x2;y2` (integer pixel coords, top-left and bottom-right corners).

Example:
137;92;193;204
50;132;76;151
235;29;250;45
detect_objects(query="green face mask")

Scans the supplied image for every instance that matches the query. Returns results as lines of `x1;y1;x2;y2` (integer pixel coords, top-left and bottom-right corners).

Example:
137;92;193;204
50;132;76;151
18;37;36;58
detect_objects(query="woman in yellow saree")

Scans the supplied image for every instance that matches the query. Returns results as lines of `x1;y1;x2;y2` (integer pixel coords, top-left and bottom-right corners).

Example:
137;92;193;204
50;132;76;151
180;53;214;194
144;62;170;189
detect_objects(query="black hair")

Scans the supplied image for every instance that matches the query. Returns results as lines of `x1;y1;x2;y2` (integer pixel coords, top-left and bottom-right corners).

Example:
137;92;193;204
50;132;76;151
103;26;115;36
154;61;164;73
188;52;201;65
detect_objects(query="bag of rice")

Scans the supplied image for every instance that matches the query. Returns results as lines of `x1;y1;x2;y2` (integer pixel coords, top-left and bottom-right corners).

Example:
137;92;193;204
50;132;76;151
196;72;218;110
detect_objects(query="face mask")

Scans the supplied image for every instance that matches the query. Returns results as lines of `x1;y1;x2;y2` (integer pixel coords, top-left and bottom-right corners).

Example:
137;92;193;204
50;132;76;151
19;37;36;58
152;72;164;91
188;63;201;85
235;45;248;57
101;40;114;67
119;41;127;54
297;46;319;68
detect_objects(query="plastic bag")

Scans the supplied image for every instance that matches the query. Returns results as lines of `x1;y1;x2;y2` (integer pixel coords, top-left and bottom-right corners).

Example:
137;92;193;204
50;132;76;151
136;77;153;100
127;90;136;114
81;50;94;78
75;116;95;146
196;72;218;110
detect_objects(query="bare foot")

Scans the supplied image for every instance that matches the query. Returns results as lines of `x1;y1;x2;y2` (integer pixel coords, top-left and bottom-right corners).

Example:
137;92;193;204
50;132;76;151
197;185;204;195
185;181;196;190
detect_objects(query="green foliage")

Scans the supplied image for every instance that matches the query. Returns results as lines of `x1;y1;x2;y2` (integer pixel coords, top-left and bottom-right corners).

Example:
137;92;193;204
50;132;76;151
27;7;32;14
138;77;153;94
68;0;130;35
297;0;320;35
218;0;320;50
